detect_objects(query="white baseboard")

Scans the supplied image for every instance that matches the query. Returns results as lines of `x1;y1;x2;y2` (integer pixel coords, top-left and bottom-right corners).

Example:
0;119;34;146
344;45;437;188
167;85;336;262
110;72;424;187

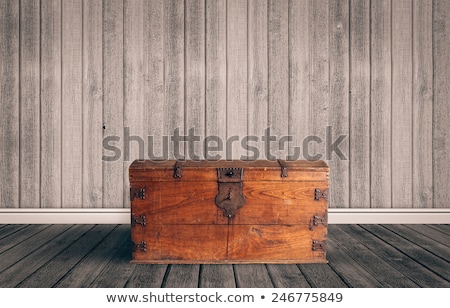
0;208;449;224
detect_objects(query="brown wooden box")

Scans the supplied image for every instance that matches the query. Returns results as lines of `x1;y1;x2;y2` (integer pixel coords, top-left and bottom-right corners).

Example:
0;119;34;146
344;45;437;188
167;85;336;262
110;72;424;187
129;160;329;264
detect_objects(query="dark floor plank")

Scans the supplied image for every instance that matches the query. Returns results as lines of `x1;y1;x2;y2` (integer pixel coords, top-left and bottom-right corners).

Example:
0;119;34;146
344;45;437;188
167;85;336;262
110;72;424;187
163;265;200;288
326;237;383;288
341;224;449;287
233;264;273;288
297;264;348;288
362;224;450;282
0;225;91;287
0;224;50;254
17;224;116;288
407;225;450;247
125;264;168;288
0;225;70;273
427;224;450;236
90;237;135;287
266;264;310;288
329;225;418;287
0;224;28;239
54;225;129;288
383;224;450;261
199;265;236;288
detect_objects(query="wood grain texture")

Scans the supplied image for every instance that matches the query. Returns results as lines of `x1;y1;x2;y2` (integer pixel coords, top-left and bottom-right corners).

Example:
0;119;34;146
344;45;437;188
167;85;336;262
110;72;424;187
338;224;449;287
328;225;418;287
144;0;165;160
349;0;370;208
248;0;268;160
268;0;289;159
62;0;83;208
83;0;103;208
0;225;89;288
103;0;124;208
297;263;348;288
163;265;200;288
20;0;40;208
329;0;349;208
55;225;129;288
370;0;392;208
125;264;168;288
0;0;19;208
433;0;450;208
234;264;273;287
412;0;433;208
124;0;145;206
164;0;185;160
227;0;247;159
185;0;205;160
205;0;227;160
309;0;329;159
392;0;413;208
266;264;310;288
0;224;49;254
289;0;310;157
40;0;62;208
199;265;236;288
17;224;115;288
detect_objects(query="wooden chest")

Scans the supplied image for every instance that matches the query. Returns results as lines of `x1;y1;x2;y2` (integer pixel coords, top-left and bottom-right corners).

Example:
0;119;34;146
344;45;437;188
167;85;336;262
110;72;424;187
129;160;329;264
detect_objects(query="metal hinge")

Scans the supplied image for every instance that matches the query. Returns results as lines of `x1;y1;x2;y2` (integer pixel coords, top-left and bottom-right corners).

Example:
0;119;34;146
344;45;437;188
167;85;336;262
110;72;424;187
131;214;146;227
130;187;146;201
277;159;288;178
132;240;147;252
314;188;328;201
312;240;326;252
173;161;182;178
309;214;328;231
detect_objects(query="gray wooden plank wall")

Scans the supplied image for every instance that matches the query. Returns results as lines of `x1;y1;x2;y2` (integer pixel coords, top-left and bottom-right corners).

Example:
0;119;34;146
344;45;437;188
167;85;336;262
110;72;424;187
0;0;449;209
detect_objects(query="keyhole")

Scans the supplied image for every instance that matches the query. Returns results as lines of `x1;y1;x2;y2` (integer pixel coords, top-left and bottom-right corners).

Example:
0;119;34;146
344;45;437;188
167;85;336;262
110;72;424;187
226;171;234;177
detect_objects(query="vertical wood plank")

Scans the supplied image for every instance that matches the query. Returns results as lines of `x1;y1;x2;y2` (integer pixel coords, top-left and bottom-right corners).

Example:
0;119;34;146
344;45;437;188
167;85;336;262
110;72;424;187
350;0;370;208
371;0;392;208
412;0;433;208
329;0;350;208
185;0;205;160
289;0;310;159
124;0;144;206
164;0;185;160
205;0;226;160
41;0;61;208
83;0;103;208
144;0;165;160
20;0;40;208
62;0;83;208
268;0;289;160
310;0;329;161
392;0;413;208
248;0;267;160
103;0;124;208
0;0;20;208
227;0;247;160
433;0;450;208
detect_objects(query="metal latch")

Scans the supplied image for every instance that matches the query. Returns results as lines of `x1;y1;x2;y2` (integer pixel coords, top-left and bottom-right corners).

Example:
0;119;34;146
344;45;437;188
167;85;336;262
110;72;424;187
277;159;288;177
215;168;246;218
173;161;182;178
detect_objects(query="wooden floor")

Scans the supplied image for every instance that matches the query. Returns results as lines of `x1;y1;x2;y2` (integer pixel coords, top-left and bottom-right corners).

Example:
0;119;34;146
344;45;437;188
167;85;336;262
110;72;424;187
0;224;449;288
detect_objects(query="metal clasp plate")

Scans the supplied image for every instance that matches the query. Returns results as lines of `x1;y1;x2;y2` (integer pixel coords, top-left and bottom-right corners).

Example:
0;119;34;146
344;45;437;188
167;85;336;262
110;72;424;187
215;168;246;218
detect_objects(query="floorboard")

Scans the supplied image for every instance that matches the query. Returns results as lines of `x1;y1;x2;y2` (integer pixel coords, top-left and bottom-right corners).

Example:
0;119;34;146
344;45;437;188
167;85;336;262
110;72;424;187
0;224;448;288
